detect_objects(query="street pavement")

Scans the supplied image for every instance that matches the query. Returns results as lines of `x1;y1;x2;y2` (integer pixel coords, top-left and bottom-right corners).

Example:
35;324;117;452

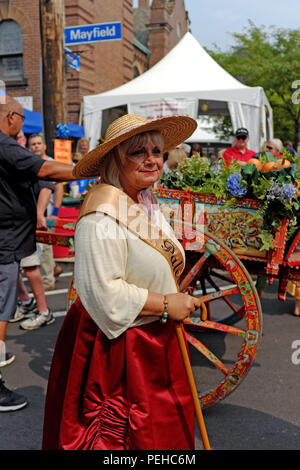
0;262;299;450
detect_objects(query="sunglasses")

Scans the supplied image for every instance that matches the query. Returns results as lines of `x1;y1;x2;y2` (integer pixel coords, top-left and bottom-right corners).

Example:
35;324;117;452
236;135;247;140
12;111;26;122
266;145;274;150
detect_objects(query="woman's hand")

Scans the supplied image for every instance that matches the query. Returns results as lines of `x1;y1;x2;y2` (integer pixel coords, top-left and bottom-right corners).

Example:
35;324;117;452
165;293;200;322
140;291;200;322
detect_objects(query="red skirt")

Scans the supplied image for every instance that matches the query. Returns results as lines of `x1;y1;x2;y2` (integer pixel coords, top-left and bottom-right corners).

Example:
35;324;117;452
42;298;195;450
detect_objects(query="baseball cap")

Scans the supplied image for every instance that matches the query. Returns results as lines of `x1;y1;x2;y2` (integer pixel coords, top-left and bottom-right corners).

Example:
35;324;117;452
235;128;249;138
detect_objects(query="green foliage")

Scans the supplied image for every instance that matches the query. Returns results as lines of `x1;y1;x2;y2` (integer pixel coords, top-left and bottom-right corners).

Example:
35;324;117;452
158;170;183;190
179;154;211;188
177;154;244;198
158;153;300;251
206;22;300;147
258;231;275;251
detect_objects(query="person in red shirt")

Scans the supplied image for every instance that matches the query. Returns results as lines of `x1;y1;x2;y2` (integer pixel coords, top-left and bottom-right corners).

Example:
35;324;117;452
223;128;256;166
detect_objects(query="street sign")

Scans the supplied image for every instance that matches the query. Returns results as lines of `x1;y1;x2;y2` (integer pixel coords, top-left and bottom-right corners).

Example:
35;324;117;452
65;22;122;46
65;48;80;71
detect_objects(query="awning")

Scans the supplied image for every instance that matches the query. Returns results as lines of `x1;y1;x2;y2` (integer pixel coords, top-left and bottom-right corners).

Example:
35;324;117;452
23;108;43;134
23;109;84;138
67;122;84;138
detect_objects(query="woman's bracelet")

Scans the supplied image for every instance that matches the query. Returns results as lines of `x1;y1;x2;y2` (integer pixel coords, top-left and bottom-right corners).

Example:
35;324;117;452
160;295;168;324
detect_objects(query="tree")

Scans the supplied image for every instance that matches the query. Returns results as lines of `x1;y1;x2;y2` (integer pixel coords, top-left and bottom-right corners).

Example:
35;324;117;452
207;21;300;149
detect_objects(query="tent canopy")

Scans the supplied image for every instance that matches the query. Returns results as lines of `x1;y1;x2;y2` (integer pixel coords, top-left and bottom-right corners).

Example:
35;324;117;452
68;122;85;138
83;32;273;152
23;108;43;134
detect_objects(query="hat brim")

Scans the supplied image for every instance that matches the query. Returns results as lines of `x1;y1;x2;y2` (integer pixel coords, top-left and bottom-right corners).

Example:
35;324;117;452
73;115;197;178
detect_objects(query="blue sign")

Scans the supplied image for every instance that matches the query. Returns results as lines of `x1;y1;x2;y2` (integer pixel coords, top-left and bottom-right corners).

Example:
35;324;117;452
65;48;80;71
65;22;122;46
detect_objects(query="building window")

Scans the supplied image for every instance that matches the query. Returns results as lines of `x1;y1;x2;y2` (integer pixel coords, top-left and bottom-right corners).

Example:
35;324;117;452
0;20;24;82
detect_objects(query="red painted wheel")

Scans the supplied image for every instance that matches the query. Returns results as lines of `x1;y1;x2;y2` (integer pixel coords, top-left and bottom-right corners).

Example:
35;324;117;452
180;229;263;408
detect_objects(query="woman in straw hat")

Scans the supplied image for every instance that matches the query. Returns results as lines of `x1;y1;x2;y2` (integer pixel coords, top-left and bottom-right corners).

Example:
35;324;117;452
43;114;200;450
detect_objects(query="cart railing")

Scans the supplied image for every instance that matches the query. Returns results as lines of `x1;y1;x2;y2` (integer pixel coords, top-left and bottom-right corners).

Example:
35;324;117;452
155;187;290;283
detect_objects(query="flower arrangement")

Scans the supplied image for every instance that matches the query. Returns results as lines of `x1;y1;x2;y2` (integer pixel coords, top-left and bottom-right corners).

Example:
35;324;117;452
158;150;300;251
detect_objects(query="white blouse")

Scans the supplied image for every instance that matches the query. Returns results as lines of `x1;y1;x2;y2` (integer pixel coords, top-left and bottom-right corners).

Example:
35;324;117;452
74;209;185;340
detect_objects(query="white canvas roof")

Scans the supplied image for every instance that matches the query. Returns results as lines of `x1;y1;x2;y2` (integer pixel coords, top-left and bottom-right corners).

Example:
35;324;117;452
83;32;273;151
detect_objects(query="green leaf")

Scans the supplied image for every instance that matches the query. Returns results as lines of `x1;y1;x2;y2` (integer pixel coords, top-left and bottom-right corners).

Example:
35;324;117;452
258;231;275;251
243;164;256;175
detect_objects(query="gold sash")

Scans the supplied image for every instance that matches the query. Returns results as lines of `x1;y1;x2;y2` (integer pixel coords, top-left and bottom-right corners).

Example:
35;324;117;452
78;184;185;283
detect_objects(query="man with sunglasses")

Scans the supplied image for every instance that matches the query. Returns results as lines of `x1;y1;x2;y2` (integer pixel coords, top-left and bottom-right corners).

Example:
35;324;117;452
223;127;256;166
0;95;78;412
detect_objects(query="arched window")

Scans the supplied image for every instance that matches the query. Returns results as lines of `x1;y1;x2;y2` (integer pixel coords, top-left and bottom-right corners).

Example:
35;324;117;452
0;20;24;81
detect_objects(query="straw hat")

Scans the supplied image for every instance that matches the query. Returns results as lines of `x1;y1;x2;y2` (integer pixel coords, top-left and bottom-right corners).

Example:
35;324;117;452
73;113;197;178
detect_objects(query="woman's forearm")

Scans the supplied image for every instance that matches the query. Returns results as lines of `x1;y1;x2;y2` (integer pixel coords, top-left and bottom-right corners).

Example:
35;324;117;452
139;291;201;322
139;291;165;317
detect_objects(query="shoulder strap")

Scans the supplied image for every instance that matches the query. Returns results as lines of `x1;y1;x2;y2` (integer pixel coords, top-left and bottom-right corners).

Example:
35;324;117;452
78;184;185;282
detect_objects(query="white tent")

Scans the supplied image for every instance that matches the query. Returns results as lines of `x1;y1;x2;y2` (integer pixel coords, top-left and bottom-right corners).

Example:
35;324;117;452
185;118;231;144
83;32;273;152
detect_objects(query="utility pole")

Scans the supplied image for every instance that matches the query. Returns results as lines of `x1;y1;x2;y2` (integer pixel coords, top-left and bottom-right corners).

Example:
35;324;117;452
40;0;66;155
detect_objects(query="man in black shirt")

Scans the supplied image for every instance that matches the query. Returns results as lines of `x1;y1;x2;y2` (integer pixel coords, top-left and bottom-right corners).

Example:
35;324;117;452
0;95;79;411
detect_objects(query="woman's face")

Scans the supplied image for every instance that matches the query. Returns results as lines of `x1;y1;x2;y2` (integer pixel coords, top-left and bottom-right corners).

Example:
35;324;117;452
79;142;89;155
266;141;277;155
118;132;164;194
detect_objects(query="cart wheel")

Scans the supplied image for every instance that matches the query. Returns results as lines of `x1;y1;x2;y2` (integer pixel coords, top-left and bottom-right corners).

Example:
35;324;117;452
180;229;263;409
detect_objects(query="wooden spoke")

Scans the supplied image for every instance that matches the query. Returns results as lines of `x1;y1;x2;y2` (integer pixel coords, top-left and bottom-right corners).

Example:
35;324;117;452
196;286;240;304
179;252;210;291
184;318;246;339
186;332;231;376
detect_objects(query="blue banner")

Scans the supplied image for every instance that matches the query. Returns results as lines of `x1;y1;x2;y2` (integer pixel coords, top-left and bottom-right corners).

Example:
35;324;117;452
65;49;80;71
65;22;122;46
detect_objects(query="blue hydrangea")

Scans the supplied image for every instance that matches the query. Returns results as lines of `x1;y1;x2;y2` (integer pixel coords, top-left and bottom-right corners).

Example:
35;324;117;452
280;183;297;201
56;123;69;139
226;173;247;197
267;182;296;202
266;181;281;200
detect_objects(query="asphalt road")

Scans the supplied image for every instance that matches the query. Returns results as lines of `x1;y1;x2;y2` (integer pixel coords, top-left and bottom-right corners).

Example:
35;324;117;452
0;262;299;451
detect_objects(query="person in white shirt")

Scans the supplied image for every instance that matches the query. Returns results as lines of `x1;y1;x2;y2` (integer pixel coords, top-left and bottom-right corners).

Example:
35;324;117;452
43;113;201;451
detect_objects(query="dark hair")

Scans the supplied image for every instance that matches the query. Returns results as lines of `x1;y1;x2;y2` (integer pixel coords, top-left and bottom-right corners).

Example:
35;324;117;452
189;143;203;157
28;133;45;145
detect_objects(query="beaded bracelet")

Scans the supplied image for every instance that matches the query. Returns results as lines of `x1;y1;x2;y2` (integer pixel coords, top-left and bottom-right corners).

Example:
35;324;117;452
160;296;168;324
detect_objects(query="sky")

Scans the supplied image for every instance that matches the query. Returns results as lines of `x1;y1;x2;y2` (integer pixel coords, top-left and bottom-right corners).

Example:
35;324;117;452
134;0;300;51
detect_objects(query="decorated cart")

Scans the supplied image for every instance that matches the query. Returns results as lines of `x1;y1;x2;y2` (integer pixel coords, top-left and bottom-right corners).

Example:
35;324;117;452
154;151;300;408
36;150;300;410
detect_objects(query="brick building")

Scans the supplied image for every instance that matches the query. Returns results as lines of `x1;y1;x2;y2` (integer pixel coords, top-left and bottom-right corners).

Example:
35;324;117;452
135;0;190;68
0;0;42;113
0;0;189;127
